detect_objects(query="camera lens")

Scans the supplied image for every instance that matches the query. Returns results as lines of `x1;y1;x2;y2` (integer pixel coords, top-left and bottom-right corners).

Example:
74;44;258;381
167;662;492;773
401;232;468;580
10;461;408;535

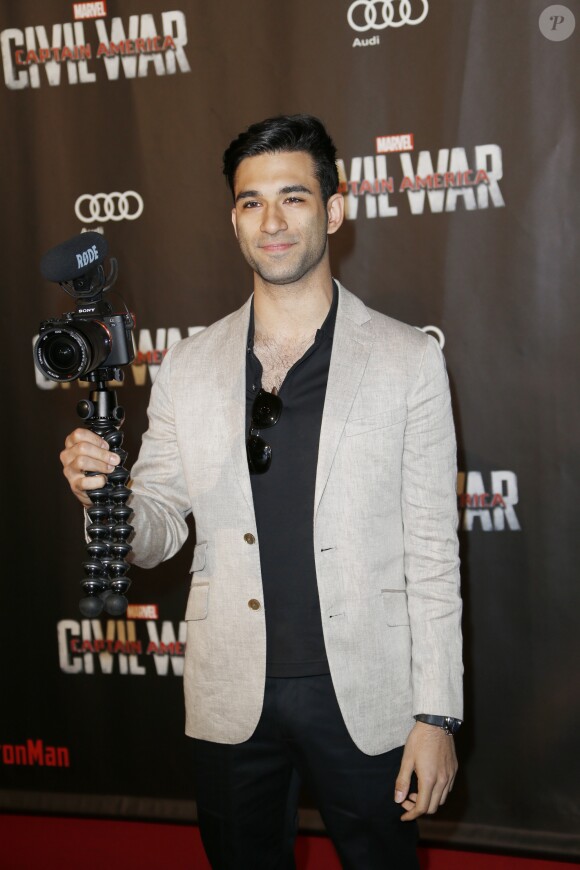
35;322;111;382
45;335;82;374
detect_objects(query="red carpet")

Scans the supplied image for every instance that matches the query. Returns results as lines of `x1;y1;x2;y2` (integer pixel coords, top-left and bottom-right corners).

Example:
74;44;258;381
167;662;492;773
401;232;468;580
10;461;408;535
0;815;575;869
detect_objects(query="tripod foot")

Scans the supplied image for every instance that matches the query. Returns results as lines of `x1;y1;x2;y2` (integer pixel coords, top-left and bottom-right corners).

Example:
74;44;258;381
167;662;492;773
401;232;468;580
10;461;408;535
79;595;105;617
104;593;128;616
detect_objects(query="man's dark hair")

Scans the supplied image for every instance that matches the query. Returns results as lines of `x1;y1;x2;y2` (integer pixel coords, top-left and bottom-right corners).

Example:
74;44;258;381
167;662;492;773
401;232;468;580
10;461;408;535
223;114;339;204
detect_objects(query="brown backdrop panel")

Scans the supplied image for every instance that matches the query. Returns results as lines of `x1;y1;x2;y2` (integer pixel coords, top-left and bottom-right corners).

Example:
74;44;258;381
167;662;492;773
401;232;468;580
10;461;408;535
0;0;578;857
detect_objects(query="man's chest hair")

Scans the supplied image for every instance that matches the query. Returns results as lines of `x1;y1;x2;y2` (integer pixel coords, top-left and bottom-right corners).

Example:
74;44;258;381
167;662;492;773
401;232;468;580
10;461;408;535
254;332;315;393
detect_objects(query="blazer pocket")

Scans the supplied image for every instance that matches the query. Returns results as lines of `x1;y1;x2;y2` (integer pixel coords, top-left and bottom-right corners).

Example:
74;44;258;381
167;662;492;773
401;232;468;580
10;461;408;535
381;589;410;626
345;405;407;437
185;582;209;621
190;541;208;573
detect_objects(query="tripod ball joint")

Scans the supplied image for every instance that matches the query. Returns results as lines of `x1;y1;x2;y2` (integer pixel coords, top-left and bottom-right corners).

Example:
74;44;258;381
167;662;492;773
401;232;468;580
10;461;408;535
77;399;95;420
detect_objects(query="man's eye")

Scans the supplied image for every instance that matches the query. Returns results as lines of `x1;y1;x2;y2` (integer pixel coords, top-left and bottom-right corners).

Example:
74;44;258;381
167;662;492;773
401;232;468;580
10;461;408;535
285;197;303;204
242;201;260;209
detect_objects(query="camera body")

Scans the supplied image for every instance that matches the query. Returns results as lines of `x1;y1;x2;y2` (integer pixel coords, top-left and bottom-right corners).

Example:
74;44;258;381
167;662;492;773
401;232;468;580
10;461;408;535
35;299;135;382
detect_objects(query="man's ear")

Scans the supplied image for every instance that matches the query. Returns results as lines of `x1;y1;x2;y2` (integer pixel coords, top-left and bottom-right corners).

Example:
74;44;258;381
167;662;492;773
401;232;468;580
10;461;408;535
231;208;238;238
326;192;344;235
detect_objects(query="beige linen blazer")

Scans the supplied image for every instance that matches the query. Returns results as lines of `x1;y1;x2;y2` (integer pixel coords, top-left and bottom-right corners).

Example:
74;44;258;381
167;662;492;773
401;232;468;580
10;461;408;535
129;283;463;755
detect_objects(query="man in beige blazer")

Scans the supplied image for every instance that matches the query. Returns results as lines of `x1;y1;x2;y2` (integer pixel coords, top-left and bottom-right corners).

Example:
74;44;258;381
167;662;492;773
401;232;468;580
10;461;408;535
62;115;463;869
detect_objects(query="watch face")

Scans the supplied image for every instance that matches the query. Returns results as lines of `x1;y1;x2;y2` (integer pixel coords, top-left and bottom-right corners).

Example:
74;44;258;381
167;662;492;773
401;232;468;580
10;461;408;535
445;717;462;735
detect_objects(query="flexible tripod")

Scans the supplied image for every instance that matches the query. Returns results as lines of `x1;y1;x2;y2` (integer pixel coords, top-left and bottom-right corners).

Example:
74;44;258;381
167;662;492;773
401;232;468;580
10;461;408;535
77;367;133;617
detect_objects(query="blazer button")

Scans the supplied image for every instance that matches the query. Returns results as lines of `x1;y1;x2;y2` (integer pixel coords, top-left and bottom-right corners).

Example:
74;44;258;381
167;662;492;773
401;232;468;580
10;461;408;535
248;599;261;610
244;533;256;544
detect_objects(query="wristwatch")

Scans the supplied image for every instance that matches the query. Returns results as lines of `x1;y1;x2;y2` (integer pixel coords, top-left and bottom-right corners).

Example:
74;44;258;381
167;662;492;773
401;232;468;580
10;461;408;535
414;714;463;736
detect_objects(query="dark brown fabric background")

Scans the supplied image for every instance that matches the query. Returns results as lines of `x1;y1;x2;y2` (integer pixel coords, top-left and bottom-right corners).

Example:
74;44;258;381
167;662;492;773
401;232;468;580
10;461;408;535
1;0;578;858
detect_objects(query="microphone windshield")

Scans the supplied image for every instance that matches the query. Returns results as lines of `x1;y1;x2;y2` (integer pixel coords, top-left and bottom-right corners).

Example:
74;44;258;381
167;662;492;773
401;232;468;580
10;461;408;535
41;233;109;283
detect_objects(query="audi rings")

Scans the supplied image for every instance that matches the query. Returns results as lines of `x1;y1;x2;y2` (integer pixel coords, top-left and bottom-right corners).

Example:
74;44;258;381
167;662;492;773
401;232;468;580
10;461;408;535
347;0;429;32
75;191;144;223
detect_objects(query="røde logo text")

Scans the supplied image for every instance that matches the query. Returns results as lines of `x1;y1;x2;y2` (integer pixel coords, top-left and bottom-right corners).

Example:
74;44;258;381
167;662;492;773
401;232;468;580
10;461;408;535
76;243;100;269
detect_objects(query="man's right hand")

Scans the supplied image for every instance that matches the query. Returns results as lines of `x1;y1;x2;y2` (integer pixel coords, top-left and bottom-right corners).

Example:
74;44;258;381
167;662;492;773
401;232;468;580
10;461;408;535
60;428;120;507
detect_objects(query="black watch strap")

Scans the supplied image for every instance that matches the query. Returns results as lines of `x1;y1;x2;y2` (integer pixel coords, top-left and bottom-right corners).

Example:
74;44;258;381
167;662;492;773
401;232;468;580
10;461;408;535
414;714;462;735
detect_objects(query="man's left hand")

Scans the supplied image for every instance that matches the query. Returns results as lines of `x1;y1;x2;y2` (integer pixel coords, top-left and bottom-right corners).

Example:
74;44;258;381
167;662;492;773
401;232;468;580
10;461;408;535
394;722;458;821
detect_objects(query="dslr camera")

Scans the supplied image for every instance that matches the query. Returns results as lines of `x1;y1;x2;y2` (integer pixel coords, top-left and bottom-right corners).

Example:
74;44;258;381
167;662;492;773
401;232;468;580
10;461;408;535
35;233;135;382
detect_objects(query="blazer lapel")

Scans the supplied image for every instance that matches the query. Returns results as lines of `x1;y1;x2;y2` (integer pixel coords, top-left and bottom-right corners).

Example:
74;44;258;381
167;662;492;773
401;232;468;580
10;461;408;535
314;283;374;517
217;297;255;513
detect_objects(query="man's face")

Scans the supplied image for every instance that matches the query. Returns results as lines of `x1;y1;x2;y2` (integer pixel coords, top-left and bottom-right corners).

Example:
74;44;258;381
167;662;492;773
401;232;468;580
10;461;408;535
231;150;341;287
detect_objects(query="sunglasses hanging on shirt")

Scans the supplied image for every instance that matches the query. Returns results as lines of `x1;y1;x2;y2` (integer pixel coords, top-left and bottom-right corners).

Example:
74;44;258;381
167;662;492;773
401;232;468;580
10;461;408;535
247;388;283;474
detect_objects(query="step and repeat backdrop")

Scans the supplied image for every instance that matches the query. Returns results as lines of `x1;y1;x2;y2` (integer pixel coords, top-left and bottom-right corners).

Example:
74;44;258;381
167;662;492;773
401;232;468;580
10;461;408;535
1;0;578;859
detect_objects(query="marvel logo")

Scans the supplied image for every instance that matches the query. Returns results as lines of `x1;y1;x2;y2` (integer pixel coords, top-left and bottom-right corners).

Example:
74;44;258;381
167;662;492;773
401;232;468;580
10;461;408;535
375;133;414;154
72;1;108;20
126;604;159;620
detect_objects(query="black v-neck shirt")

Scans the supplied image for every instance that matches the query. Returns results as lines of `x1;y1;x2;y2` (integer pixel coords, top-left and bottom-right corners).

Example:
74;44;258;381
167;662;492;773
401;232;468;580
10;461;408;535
245;285;338;677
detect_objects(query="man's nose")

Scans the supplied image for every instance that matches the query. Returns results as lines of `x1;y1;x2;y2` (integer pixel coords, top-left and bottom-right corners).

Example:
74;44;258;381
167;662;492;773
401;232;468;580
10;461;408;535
260;203;288;234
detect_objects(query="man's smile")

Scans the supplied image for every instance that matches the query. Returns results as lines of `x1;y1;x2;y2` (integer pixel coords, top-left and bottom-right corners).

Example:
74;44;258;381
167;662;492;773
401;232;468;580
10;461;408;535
258;241;297;253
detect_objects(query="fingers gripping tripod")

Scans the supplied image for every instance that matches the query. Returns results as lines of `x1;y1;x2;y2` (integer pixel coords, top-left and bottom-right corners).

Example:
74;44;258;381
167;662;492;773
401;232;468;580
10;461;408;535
78;368;134;618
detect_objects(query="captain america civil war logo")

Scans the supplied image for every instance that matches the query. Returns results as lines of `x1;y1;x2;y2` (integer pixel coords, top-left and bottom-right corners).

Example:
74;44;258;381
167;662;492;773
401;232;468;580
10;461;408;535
337;133;505;218
57;613;187;675
0;7;191;88
457;470;521;531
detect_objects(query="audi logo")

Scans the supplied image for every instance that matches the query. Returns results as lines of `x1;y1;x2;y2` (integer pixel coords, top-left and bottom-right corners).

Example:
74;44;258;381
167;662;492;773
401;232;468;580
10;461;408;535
347;0;429;32
75;191;144;223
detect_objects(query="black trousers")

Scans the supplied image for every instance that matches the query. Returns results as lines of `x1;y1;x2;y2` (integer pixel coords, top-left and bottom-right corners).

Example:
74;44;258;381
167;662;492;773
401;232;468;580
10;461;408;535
191;674;419;869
